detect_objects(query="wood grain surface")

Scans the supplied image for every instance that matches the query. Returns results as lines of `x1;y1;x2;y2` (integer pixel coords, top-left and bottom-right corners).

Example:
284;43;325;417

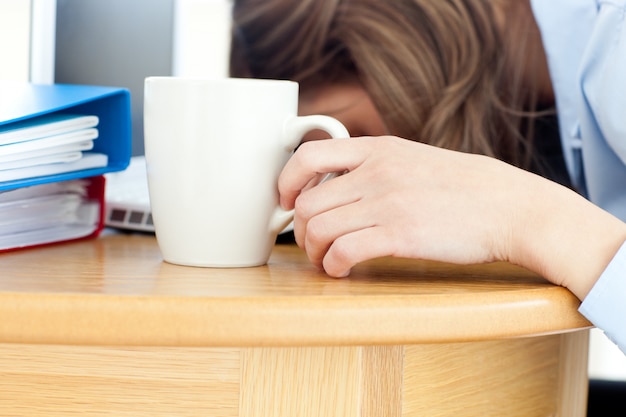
0;233;591;347
0;233;590;416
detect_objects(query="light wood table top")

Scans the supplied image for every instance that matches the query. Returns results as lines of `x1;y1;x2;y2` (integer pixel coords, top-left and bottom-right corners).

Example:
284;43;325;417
0;233;593;416
0;232;591;347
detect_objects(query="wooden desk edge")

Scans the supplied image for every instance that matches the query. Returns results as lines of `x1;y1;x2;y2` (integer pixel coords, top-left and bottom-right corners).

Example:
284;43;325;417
0;288;592;347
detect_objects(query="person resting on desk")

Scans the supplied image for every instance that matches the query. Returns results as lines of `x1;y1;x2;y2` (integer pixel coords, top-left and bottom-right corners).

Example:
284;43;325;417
230;0;626;355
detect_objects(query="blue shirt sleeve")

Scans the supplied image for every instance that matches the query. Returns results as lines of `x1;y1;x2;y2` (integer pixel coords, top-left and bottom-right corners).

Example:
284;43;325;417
579;241;626;355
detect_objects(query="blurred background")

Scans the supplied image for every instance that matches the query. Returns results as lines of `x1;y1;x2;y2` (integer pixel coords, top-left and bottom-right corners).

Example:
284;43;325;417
1;0;231;156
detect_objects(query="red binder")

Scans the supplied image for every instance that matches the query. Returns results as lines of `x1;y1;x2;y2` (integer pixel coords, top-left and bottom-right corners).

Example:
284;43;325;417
0;176;106;253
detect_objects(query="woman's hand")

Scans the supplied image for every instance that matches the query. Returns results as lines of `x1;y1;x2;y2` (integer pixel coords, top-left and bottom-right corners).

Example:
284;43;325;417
280;136;519;274
279;136;626;300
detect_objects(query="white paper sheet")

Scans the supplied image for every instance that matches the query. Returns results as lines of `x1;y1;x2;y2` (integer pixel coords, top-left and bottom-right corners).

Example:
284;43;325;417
0;152;108;182
0;114;99;145
0;179;100;250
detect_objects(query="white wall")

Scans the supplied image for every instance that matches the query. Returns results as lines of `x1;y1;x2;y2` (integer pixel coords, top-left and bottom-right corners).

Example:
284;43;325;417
0;0;56;83
0;0;31;81
0;0;231;83
589;329;626;381
173;0;232;78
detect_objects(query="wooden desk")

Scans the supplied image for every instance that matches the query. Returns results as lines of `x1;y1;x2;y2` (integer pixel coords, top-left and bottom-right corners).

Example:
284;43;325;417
0;233;591;416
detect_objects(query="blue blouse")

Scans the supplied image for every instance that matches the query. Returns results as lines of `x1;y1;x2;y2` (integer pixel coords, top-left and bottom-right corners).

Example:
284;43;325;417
580;242;626;354
531;0;626;354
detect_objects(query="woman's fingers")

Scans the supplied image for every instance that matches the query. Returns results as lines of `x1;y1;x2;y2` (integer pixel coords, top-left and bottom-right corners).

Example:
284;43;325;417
321;226;397;277
279;138;370;209
296;193;375;268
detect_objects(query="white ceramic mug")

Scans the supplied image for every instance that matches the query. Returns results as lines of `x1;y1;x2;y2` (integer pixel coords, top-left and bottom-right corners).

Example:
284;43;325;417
143;77;349;267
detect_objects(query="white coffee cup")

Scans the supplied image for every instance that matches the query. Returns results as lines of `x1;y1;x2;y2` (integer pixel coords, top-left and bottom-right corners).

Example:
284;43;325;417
143;77;349;267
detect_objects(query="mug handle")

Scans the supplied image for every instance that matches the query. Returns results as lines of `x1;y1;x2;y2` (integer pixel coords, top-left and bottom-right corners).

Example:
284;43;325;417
269;115;350;234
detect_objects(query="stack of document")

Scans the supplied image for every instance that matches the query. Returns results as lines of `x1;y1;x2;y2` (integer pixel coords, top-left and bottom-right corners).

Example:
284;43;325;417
0;83;131;251
0;179;101;251
0;114;108;182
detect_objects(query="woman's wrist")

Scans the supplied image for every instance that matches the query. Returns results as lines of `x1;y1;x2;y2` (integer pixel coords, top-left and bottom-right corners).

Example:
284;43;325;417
507;170;626;300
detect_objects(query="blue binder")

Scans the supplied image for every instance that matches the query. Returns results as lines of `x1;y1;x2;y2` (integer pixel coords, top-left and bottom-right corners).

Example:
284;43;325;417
0;82;132;191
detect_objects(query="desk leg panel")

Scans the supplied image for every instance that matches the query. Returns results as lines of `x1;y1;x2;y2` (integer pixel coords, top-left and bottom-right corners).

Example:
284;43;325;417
361;345;403;417
557;331;590;417
0;344;241;416
240;346;403;417
401;332;589;417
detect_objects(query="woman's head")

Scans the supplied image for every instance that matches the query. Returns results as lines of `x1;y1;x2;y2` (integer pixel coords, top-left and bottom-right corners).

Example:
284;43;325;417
230;0;544;168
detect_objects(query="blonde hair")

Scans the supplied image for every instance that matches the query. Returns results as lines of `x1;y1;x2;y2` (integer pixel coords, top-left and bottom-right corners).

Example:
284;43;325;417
230;0;547;169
